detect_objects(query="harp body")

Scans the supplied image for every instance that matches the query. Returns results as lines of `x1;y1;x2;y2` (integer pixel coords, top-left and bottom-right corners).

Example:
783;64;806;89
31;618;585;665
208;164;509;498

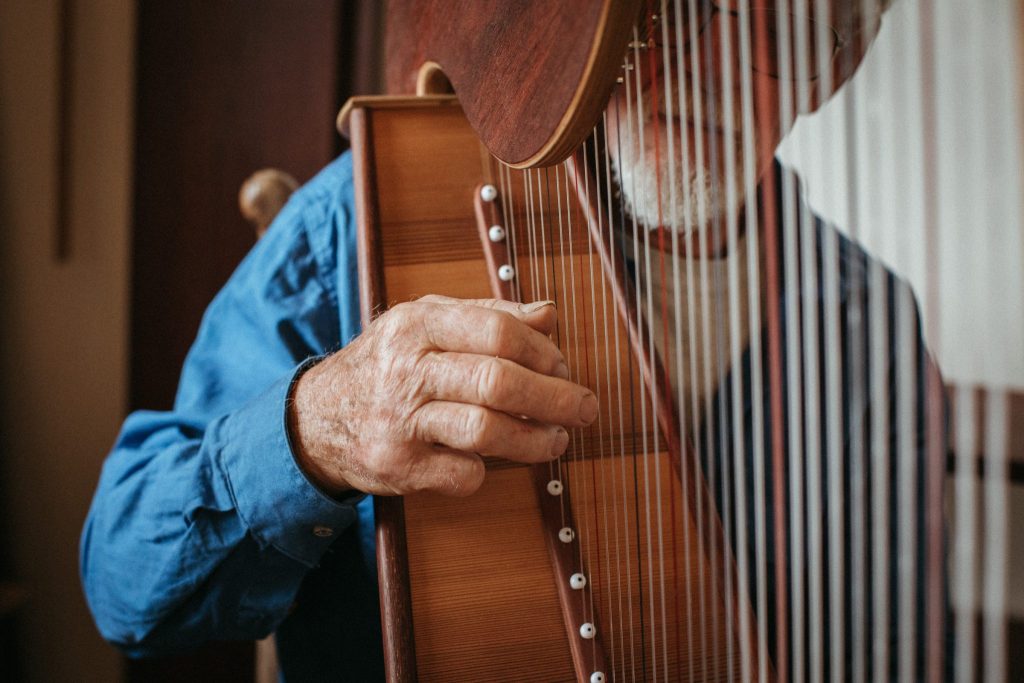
344;0;1024;681
348;97;740;681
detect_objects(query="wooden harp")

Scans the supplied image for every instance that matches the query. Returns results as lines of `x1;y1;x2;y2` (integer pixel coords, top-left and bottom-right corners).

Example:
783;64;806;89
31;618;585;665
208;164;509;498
339;1;1024;681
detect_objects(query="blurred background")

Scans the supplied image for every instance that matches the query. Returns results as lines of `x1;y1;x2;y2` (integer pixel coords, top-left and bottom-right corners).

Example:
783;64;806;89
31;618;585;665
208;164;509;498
0;0;1021;681
0;1;382;679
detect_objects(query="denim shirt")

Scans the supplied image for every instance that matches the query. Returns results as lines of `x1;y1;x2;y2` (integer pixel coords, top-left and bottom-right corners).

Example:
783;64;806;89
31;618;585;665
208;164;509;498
81;152;385;679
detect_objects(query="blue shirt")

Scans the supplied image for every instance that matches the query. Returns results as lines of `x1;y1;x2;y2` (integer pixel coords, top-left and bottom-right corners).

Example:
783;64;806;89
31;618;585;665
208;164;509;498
81;152;385;679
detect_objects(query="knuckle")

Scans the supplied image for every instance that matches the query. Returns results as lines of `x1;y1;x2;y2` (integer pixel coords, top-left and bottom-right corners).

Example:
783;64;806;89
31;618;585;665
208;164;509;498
553;386;578;420
462;405;492;444
484;312;520;357
473;356;506;405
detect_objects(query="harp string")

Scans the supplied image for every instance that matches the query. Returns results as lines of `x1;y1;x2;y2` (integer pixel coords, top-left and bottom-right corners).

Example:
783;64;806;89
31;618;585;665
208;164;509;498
713;0;756;679
701;5;737;681
915;0;946;677
629;28;664;678
599;110;630;681
611;91;647;677
979;6;1011;681
855;1;893;680
640;12;674;681
771;4;812;683
655;3;693;679
735;0;772;680
890;6;919;679
682;1;716;678
591;126;622;680
672;2;714;679
574;153;604;667
811;0;849;681
645;11;685;678
665;4;700;680
492;2;1020;679
837;3;869;681
621;33;648;677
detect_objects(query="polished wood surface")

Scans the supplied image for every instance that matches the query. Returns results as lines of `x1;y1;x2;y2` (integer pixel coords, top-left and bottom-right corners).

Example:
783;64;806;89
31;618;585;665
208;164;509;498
352;97;744;681
384;0;642;168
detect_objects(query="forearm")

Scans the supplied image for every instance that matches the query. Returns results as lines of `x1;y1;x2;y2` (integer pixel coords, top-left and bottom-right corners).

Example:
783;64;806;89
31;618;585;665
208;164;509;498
81;369;362;655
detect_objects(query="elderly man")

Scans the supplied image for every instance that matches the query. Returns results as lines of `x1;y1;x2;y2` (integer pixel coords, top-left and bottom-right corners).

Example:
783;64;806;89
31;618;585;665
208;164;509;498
83;1;932;679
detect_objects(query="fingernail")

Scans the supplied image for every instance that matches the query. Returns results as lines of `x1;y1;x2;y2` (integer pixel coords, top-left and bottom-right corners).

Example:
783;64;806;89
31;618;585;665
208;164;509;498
579;392;599;425
551;427;569;457
555;361;570;379
519;300;555;314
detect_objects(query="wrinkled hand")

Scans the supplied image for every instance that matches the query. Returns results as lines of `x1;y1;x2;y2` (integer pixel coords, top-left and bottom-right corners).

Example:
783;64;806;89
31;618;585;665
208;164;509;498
289;295;598;497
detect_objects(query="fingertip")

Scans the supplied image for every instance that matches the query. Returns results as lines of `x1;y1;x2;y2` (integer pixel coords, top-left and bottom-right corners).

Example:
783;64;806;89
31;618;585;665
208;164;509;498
579;391;599;426
551;426;569;457
518;300;555;314
455;456;486;497
520;301;557;335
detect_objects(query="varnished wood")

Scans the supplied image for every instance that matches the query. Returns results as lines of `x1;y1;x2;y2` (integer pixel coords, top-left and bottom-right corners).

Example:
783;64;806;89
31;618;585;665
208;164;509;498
351;104;418;683
352;97;748;681
384;0;643;168
532;463;611;681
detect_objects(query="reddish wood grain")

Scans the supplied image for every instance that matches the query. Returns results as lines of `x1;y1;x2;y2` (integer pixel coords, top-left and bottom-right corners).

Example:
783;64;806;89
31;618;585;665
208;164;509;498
384;0;642;167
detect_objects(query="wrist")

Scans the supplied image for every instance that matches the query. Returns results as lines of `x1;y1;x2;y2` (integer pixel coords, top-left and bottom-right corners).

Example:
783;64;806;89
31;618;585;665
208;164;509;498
286;356;356;499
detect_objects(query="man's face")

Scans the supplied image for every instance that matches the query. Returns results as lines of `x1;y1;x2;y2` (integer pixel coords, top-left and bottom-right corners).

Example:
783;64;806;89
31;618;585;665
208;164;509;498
606;1;886;240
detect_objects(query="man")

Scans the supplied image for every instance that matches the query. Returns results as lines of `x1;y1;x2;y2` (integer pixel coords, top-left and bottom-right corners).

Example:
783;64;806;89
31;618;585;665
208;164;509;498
83;1;930;679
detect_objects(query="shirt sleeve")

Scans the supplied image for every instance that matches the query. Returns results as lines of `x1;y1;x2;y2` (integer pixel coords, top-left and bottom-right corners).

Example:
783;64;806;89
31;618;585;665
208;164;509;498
80;153;364;656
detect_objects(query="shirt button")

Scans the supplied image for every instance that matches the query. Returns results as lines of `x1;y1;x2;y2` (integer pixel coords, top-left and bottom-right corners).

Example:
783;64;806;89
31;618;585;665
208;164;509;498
312;525;334;538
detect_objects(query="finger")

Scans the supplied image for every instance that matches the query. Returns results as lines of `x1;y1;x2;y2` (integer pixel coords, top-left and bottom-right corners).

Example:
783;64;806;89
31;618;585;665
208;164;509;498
416;294;558;336
414;400;569;463
424;352;598;428
406;446;485;497
413;301;567;378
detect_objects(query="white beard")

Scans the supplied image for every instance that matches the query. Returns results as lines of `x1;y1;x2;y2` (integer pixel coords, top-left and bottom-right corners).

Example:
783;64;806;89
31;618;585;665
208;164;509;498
610;111;748;233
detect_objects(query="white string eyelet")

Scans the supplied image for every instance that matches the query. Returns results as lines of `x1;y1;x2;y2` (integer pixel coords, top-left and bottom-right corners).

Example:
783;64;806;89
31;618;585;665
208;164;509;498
497;264;515;281
590;673;606;683
579;622;596;639
569;573;587;590
558;527;575;543
480;184;498;202
546;479;563;496
488;225;506;242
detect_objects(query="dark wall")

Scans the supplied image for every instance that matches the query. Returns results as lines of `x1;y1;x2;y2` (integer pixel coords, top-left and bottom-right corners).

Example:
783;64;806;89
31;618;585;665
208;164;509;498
131;0;385;411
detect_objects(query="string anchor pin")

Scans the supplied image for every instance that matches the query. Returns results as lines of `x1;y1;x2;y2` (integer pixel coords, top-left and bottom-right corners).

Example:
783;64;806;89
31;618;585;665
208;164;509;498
498;264;515;282
546;480;563;496
579;622;596;639
558;527;575;543
569;573;587;590
480;184;498;202
488;225;506;242
590;673;606;683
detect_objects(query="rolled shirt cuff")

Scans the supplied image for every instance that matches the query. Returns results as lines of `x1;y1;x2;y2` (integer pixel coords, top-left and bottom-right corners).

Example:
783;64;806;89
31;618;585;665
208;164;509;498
217;357;364;567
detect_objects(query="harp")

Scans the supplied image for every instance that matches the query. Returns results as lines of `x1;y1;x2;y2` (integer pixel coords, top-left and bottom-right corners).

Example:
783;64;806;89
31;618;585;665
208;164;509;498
340;1;1024;681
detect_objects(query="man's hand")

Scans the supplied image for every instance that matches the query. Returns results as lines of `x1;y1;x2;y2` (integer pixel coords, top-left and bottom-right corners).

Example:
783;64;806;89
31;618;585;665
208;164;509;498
288;295;598;498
